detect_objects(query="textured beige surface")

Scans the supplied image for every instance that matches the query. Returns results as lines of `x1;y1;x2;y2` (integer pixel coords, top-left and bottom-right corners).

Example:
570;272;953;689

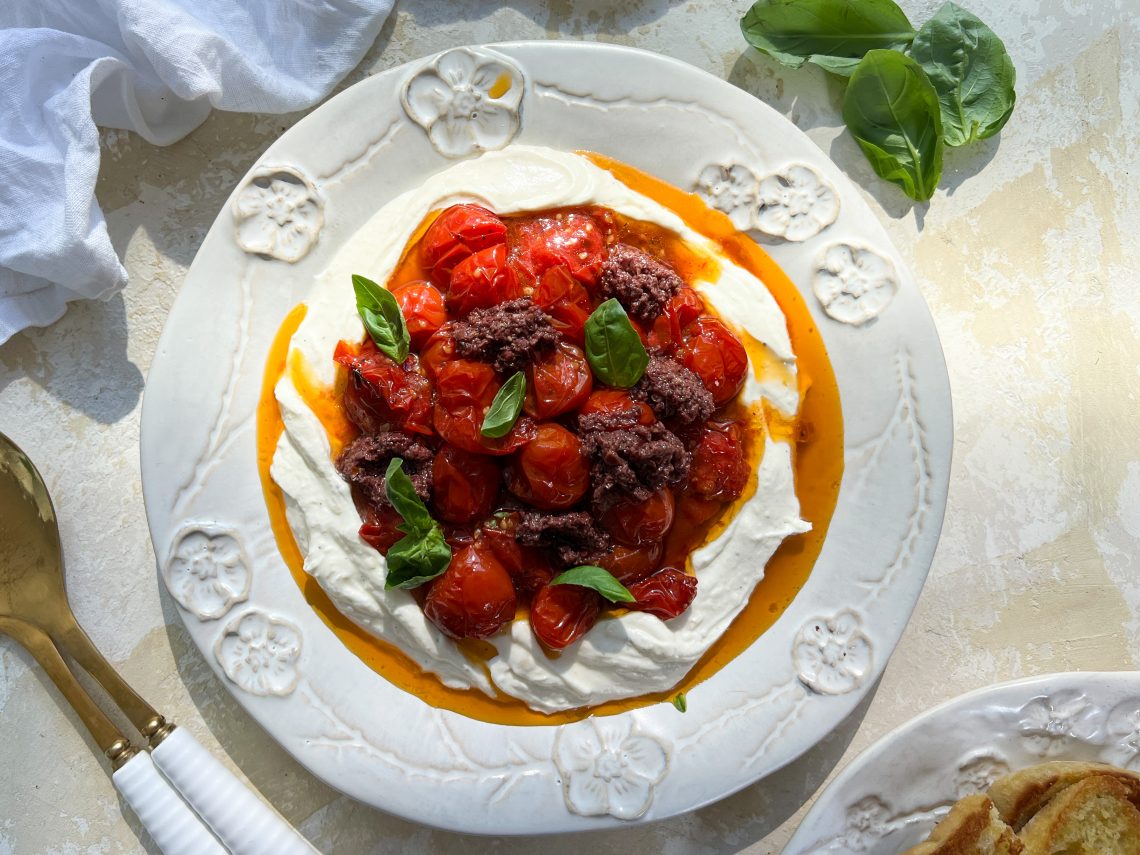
2;1;1138;852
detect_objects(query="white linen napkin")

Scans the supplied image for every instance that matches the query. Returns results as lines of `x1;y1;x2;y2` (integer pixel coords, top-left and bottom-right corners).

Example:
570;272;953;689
0;0;394;345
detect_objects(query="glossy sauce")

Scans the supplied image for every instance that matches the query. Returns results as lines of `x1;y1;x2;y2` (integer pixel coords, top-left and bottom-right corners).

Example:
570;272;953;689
256;154;843;724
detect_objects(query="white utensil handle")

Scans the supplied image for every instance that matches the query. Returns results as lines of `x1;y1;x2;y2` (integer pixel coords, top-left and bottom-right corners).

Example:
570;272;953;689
112;751;227;855
151;727;318;855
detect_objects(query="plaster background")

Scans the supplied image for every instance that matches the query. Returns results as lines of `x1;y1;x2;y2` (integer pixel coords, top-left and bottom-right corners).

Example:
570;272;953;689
2;1;1138;852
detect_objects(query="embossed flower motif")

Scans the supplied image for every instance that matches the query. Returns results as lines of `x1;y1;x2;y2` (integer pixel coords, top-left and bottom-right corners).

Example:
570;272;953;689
553;718;668;820
812;243;898;326
1101;699;1140;770
841;796;891;850
755;164;840;241
233;167;324;263
214;611;302;697
1018;692;1102;756
955;753;1011;797
402;48;524;158
793;610;873;695
694;164;761;231
165;527;250;621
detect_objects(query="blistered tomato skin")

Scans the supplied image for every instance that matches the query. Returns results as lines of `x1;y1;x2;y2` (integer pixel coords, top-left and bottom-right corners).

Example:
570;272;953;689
649;287;706;352
627;567;697;621
447;243;521;316
505;423;590;510
511;212;606;286
334;340;434;436
688;420;749;502
524;340;593;419
423;542;517;639
434;359;537;455
578;389;656;425
600;488;676;547
529;583;602;650
432;445;501;524
679;317;749;407
358;503;404;553
598;542;664;585
419;321;458;378
480;525;555;601
533;265;593;344
422;204;507;288
392;281;448;348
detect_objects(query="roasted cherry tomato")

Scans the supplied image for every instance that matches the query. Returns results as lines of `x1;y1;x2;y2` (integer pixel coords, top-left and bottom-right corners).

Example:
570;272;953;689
688;420;749;502
600;487;676;547
447;243;521;316
529;583;602;650
357;503;404;554
627;567;697;621
524;340;593;419
419;321;458;379
532;265;593;344
334;339;433;435
432;445;501;524
480;523;556;601
423;542;517;639
421;204;507;288
433;360;536;455
392;280;448;349
598;542;663;585
648;287;706;352
511;212;606;286
678;317;749;407
505;423;589;510
578;389;655;425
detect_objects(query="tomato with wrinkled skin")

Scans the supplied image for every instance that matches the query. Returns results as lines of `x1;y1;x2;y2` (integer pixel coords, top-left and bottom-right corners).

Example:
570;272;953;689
688;420;749;502
505;423;589;510
423;542;517;639
334;339;433;435
626;567;697;621
433;360;536;455
529;583;602;650
432;445;501;524
524;340;593;419
447;243;521;316
357;503;403;554
532;265;592;344
600;488;676;547
578;389;655;425
392;280;448;348
598;542;663;585
419;321;458;379
511;212;606;286
648;287;705;352
421;204;507;288
480;524;555;601
678;317;749;406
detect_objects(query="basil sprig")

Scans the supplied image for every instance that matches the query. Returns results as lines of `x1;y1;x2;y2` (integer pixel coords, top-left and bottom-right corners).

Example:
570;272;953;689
741;0;915;77
352;274;409;363
481;371;526;438
909;2;1016;147
583;299;648;388
550;565;635;604
382;458;452;589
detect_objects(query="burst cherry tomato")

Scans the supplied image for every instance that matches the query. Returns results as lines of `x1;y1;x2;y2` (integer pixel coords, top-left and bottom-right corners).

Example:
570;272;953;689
432;445;501;524
392;281;447;348
627;567;697;621
648;287;706;352
578;390;655;425
420;321;457;378
433;360;536;455
525;341;593;419
678;317;749;406
421;204;507;288
447;243;521;316
529;583;602;650
600;488;676;547
511;212;606;286
480;523;555;601
334;339;433;435
358;503;403;553
533;265;593;344
598;542;663;585
505;423;589;510
688;420;749;502
423;542;517;639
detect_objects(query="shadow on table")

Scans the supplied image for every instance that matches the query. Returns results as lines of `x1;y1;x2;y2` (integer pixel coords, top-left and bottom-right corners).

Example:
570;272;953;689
398;0;691;35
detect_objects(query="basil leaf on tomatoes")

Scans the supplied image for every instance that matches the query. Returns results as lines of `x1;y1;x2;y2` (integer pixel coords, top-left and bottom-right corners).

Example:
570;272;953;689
481;371;526;438
550;565;635;604
584;299;648;388
843;50;944;201
353;273;409;363
741;0;915;78
383;457;451;589
909;2;1016;146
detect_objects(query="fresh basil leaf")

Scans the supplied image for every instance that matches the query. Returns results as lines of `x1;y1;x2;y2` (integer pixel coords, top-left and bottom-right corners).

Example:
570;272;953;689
383;458;433;533
352;273;409;363
384;525;452;590
672;692;687;713
481;371;526;438
909;2;1016;146
584;299;648;388
843;50;944;201
550;565;635;604
741;0;915;78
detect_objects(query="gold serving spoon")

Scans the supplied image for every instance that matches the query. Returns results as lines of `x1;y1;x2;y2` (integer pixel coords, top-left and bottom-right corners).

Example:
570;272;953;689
0;432;316;854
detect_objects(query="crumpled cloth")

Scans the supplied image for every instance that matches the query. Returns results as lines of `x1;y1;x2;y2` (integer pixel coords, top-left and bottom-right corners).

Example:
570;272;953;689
0;0;393;345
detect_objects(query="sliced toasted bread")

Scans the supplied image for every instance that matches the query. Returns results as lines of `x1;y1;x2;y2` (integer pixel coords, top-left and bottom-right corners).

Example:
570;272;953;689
1018;774;1140;854
902;794;1024;855
988;761;1140;829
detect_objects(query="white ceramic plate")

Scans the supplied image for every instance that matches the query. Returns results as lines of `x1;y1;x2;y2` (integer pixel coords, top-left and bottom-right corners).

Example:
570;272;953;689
140;42;952;833
783;672;1140;854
